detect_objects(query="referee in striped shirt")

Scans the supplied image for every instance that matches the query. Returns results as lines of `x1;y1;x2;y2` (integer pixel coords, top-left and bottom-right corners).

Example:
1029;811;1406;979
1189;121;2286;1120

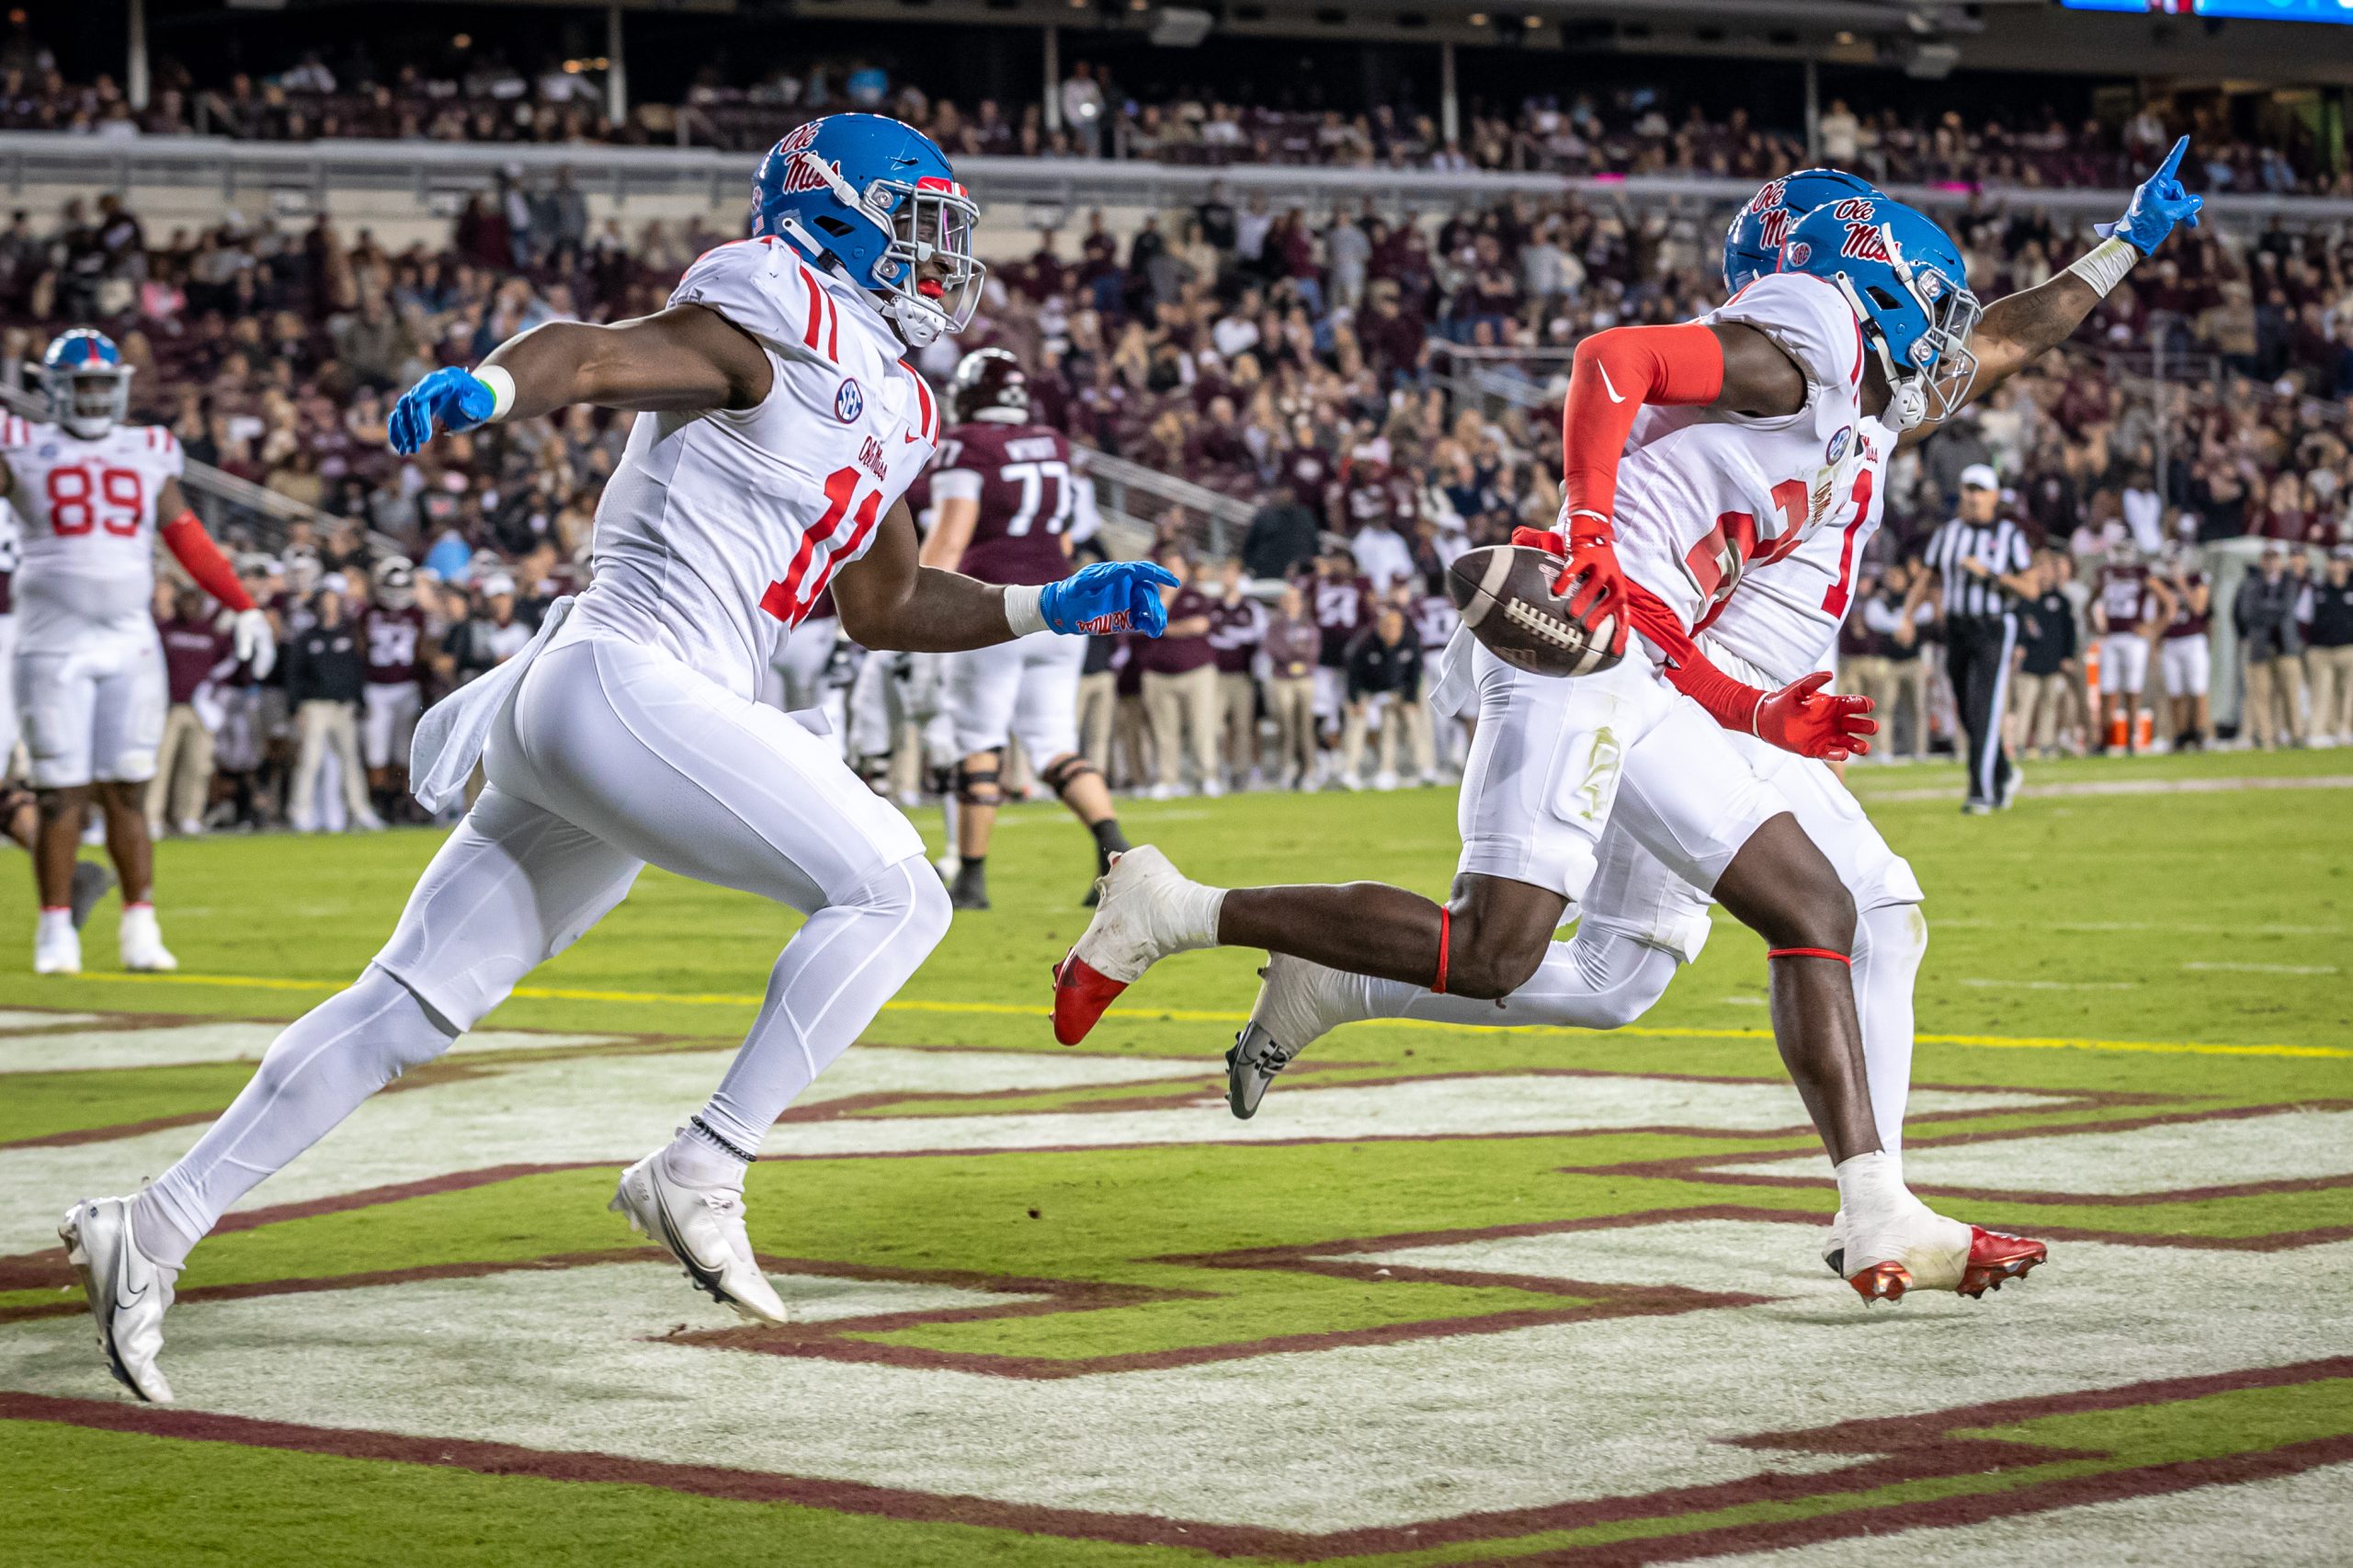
1920;465;2036;813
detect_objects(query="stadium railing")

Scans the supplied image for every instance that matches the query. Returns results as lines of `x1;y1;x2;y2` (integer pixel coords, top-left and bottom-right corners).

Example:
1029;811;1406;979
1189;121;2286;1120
0;381;367;558
5;133;2351;223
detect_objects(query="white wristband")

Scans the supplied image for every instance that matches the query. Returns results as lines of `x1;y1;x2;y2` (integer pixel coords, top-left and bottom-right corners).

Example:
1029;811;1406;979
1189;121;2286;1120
2063;237;2138;300
473;364;517;423
1003;584;1048;638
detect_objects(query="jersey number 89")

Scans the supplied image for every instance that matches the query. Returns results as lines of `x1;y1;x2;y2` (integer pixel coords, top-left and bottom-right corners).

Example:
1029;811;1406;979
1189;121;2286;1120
47;465;146;539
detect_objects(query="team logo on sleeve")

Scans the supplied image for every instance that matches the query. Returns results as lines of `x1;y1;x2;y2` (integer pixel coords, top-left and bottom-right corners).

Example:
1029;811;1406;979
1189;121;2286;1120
835;378;865;423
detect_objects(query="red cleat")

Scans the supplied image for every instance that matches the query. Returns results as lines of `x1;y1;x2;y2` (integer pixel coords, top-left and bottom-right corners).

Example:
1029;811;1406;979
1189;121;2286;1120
1045;846;1214;1046
1847;1261;1912;1304
1051;952;1129;1046
1957;1226;2047;1298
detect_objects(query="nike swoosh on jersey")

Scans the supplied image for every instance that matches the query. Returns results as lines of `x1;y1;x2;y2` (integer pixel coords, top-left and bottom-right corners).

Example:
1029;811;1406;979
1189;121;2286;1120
1597;364;1627;403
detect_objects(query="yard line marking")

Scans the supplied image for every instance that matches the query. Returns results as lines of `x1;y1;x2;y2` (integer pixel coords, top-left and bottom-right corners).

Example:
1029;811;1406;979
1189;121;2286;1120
2183;960;2340;975
63;971;2353;1059
1960;978;2141;992
1939;919;2346;936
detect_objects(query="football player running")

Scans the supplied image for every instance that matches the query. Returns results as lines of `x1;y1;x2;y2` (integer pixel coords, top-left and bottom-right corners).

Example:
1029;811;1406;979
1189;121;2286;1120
923;347;1131;910
1057;165;2192;1305
1188;148;2201;1285
60;114;1174;1403
6;329;275;975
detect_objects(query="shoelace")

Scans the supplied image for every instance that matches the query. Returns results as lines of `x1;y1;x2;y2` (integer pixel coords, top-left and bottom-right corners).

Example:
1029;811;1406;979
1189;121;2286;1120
1256;1042;1294;1076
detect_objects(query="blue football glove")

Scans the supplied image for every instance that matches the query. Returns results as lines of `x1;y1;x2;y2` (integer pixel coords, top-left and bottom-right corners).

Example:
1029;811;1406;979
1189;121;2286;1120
1038;561;1180;637
2097;135;2202;257
388;367;499;455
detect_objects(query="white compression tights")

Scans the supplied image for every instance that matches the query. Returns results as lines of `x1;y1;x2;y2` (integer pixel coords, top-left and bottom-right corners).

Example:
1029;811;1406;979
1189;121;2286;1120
1328;900;1927;1153
130;856;948;1271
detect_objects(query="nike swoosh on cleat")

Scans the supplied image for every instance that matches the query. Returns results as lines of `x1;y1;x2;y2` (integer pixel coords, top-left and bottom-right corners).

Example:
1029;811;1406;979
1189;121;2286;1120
1597;363;1627;403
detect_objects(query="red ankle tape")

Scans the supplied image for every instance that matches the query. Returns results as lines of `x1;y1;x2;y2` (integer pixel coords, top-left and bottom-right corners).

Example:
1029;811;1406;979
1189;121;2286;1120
1433;905;1451;994
1767;947;1851;965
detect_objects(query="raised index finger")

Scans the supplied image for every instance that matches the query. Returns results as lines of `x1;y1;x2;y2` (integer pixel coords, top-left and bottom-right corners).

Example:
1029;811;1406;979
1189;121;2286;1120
2157;134;2189;181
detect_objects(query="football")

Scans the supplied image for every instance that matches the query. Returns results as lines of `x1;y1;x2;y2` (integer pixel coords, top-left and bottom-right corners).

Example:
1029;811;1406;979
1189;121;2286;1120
1444;543;1625;678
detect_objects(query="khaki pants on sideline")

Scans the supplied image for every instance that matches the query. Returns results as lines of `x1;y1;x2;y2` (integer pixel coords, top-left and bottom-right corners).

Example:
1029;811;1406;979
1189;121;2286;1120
1218;671;1258;781
1112;695;1150;790
1890;656;1935;757
1076;671;1116;772
145;703;215;831
290;699;373;826
1143;664;1222;790
2305;645;2353;741
1266;676;1315;784
2010;670;2071;755
2244;655;2308;748
1340;694;1437;782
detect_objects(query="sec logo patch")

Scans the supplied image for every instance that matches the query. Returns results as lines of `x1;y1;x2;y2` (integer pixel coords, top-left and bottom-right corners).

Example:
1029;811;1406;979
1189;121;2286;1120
835;379;864;423
1826;426;1852;464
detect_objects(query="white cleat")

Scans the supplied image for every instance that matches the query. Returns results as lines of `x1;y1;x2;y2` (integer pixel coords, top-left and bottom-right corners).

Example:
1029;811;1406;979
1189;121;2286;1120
60;1197;177;1403
35;918;81;975
1051;846;1219;1045
1226;954;1358;1119
118;904;177;971
608;1150;790;1325
353;810;388;833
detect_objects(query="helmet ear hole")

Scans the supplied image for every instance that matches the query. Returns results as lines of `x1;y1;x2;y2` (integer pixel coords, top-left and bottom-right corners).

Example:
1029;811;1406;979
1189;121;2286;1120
1865;286;1903;312
814;216;854;238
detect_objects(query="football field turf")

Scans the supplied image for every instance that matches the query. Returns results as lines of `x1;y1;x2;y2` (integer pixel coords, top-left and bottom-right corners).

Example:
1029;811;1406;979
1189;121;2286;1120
3;749;2349;1566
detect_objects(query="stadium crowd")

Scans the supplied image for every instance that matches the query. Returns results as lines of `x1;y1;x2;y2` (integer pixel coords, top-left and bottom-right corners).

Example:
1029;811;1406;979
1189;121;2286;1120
0;22;2344;195
3;151;2350;833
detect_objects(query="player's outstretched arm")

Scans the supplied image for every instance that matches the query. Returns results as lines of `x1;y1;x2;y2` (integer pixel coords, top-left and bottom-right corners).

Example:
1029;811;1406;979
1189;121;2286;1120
835;500;1176;653
1899;136;2201;452
386;306;772;453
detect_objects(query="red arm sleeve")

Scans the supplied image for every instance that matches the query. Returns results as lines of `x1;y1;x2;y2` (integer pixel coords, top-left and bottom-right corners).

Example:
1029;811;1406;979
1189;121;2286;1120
1560;323;1726;530
1618;593;1768;734
159;512;255;614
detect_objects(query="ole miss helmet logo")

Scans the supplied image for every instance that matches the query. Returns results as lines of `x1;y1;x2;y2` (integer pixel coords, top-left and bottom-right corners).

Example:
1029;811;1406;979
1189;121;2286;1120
835;379;865;423
1839;222;1893;263
1785;240;1813;267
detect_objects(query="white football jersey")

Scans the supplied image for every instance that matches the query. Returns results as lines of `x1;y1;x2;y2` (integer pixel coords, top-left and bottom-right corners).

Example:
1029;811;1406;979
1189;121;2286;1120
3;416;185;645
1608;273;1872;635
575;237;942;697
1700;412;1896;686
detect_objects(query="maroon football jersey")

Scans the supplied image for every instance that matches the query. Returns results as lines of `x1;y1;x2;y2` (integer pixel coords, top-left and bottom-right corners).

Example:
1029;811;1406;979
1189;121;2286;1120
1339;464;1399;532
932;421;1076;587
1313;574;1371;665
2096;562;2154;631
362;605;428;686
2163;572;2209;640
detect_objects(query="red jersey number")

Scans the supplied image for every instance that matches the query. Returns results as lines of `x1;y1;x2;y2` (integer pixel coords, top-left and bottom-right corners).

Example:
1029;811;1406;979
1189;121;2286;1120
761;465;885;628
46;465;145;539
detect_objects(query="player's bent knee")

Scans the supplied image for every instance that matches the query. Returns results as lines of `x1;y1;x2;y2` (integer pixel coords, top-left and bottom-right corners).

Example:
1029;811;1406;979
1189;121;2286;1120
1572;930;1680;1029
1445;906;1552;1001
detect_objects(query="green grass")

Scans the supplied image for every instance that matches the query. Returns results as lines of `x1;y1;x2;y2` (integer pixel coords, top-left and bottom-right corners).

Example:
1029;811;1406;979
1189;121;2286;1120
2;748;2348;1565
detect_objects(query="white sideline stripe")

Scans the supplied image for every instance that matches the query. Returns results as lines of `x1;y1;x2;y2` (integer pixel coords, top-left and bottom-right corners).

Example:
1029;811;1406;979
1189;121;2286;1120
1720;1108;2353;1198
0;1024;631;1075
1939;919;2346;937
0;1061;2054;1256
0;1011;102;1033
2183;961;2339;976
1959;978;2140;992
1856;773;2353;803
1705;1464;2353;1568
4;1229;2346;1533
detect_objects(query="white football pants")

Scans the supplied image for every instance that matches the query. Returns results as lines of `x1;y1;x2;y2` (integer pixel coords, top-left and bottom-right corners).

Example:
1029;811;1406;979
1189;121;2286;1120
133;631;949;1265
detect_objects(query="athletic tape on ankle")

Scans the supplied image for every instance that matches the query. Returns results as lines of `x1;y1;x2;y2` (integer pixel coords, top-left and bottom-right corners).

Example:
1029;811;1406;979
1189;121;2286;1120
1767;946;1852;965
1433;905;1451;994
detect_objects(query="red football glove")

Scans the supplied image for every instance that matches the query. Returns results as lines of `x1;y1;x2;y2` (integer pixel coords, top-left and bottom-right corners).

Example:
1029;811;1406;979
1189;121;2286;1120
1754;671;1877;762
1511;517;1631;660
